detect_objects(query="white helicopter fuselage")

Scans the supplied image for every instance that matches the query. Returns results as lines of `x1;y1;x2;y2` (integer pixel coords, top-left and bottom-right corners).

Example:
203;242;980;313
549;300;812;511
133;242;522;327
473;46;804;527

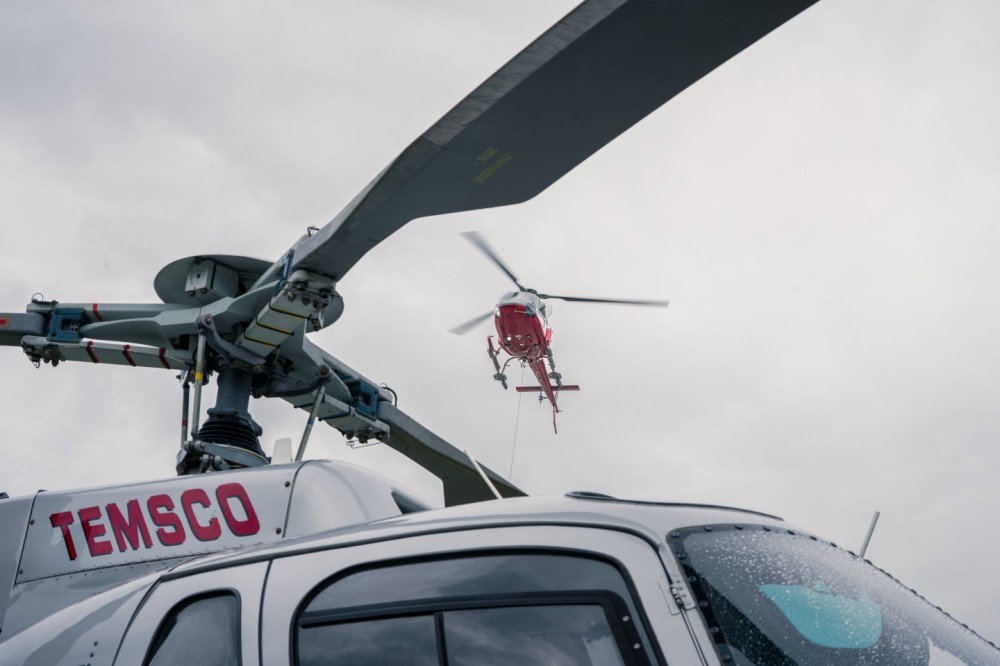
0;461;995;665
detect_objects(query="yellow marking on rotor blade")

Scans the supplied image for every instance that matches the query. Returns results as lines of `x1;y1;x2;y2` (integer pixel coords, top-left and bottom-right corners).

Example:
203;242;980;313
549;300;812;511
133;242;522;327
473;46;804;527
269;304;308;319
242;333;279;348
475;146;498;164
473;153;514;184
195;371;204;382
254;318;293;335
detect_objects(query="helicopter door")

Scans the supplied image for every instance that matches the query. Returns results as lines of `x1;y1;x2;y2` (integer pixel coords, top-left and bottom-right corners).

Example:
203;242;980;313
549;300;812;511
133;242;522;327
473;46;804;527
259;525;706;665
113;561;267;666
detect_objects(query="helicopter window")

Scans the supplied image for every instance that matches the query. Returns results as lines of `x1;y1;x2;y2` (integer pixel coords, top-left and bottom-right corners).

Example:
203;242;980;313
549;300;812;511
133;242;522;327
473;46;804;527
303;552;637;610
297;602;629;666
442;603;627;666
670;525;1000;665
295;552;657;665
297;614;437;666
144;592;239;666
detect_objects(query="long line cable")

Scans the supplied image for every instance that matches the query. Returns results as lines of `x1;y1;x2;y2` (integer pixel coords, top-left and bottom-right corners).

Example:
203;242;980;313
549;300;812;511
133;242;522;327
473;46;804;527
508;364;527;480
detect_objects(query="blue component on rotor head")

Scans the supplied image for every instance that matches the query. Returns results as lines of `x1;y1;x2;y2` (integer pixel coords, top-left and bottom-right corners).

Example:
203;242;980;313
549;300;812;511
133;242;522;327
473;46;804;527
47;309;86;342
274;251;295;293
345;378;380;419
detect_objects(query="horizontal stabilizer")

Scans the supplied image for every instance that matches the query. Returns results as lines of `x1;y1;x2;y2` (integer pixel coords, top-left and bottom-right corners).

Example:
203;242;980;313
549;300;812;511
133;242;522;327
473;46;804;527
516;385;580;393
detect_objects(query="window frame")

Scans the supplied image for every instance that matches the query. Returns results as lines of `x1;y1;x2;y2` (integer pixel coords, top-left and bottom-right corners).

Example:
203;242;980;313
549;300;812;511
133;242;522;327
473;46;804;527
260;525;689;665
142;589;243;666
292;549;656;666
114;560;267;666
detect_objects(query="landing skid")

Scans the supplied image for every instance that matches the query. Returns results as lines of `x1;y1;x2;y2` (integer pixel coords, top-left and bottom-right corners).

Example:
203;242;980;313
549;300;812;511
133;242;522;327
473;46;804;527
546;347;563;389
487;336;508;389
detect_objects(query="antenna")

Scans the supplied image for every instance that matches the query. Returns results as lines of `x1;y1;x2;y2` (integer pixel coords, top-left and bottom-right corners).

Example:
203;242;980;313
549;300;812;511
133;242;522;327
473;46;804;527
859;510;881;559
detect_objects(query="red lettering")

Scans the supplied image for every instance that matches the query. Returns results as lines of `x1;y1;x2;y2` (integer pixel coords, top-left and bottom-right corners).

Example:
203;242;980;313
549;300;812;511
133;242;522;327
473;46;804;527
49;511;78;560
147;494;186;546
216;483;260;537
107;500;153;552
79;506;113;557
181;489;221;542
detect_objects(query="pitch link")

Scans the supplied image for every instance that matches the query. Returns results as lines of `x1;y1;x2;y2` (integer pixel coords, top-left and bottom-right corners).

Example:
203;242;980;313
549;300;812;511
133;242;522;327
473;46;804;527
196;314;267;369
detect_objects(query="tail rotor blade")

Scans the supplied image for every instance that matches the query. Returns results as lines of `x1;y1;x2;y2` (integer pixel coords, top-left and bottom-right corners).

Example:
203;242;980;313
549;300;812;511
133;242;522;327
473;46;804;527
462;231;525;291
538;294;670;307
449;310;495;336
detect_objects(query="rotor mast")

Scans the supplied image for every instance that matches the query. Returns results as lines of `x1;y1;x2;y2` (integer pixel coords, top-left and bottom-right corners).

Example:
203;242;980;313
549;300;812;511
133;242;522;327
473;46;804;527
174;263;340;474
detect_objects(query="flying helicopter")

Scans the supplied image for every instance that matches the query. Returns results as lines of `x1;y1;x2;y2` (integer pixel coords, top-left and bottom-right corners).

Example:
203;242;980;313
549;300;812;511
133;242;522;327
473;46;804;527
2;0;1000;663
451;231;669;432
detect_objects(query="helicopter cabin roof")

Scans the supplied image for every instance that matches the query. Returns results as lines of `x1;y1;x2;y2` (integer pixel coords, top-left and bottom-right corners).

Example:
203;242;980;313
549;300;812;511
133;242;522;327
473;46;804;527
0;461;787;638
158;488;787;583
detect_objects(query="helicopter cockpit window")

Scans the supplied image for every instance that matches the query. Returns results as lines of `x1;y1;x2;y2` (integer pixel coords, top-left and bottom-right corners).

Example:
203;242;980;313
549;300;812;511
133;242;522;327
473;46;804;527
670;525;1000;665
144;592;240;666
295;552;658;665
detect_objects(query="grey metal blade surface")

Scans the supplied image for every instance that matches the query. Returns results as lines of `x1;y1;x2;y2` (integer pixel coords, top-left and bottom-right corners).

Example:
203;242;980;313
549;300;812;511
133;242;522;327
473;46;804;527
0;313;44;346
276;336;525;505
291;0;820;283
20;336;192;370
377;402;525;506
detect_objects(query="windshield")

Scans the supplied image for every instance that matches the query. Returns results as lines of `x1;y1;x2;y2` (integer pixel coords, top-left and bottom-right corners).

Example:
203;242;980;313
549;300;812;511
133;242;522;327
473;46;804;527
671;525;999;665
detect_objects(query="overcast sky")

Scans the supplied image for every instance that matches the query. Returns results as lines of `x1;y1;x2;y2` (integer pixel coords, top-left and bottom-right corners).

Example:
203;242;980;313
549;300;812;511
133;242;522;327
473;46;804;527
1;0;998;647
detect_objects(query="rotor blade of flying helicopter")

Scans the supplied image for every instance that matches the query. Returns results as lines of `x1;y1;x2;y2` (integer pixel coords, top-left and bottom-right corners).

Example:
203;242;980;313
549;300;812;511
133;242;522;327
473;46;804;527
289;0;820;292
537;294;670;307
461;231;525;291
449;310;496;336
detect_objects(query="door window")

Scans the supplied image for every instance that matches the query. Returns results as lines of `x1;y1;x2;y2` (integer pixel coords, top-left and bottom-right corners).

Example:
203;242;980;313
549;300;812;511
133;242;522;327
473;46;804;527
298;615;436;666
295;552;654;665
443;604;625;666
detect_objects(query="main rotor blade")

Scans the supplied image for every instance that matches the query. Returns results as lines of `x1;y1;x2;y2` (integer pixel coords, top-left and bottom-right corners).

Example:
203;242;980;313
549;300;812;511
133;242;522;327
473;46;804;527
539;294;670;307
279;336;525;505
449;310;495;336
291;0;820;288
462;231;525;291
0;313;44;346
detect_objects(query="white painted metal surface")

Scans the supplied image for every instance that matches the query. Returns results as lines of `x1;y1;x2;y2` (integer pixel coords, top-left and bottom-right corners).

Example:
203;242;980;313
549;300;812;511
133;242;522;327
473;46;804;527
19;469;292;582
9;461;418;585
2;474;783;665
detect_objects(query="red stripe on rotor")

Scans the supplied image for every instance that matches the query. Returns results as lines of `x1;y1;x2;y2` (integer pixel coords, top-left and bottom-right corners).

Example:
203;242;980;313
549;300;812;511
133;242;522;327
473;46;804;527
86;341;99;363
91;303;103;322
158;348;170;369
121;344;137;367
